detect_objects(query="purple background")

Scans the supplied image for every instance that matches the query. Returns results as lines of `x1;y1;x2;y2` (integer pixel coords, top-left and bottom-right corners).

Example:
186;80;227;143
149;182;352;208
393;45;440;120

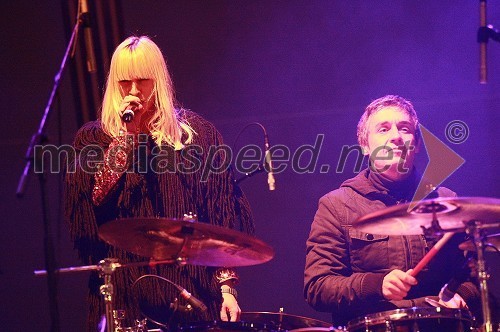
1;1;499;330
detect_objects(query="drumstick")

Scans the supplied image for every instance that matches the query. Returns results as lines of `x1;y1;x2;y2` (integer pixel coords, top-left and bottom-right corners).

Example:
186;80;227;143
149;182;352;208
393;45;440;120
409;232;455;277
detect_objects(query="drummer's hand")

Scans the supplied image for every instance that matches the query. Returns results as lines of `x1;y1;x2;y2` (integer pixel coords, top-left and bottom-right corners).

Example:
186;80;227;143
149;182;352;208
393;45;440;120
220;293;240;322
382;269;418;301
438;290;468;309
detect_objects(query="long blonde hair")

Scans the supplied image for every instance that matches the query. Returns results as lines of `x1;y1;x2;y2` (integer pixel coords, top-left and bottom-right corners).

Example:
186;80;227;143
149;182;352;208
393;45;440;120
101;36;194;149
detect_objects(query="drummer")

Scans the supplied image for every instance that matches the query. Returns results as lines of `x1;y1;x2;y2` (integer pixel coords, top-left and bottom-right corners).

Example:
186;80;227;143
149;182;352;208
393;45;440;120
304;95;481;326
65;35;255;330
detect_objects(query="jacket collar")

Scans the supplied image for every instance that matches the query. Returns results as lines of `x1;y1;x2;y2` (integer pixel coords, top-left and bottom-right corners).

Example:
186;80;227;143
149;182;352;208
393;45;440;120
340;168;420;205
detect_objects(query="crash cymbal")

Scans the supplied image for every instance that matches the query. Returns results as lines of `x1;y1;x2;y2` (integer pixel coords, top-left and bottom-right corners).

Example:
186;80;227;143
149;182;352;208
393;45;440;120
459;233;500;252
98;217;274;267
353;197;500;235
240;312;332;330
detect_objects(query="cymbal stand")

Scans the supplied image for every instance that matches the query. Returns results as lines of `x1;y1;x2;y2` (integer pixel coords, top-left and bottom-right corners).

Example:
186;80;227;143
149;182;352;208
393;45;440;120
420;201;444;238
35;258;175;332
175;213;198;266
99;258;119;332
467;221;496;332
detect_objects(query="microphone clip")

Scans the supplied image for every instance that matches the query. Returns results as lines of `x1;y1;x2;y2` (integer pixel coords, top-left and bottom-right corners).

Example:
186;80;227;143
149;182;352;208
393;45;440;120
477;25;500;43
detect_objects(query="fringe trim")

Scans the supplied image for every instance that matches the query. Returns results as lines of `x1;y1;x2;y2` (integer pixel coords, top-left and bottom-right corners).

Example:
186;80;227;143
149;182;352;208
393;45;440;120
65;113;254;331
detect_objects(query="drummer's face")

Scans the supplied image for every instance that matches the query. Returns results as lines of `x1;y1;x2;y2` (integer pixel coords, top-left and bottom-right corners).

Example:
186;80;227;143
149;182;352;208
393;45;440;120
363;106;418;179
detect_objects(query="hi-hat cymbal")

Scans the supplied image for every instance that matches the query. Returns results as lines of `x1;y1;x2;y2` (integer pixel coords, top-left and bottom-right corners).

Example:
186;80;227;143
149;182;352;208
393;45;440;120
353;197;500;235
459;233;500;252
240;312;332;330
98;218;274;267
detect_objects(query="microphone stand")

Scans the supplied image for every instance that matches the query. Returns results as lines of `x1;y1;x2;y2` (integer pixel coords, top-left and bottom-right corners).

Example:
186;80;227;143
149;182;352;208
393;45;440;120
478;0;500;83
16;14;84;332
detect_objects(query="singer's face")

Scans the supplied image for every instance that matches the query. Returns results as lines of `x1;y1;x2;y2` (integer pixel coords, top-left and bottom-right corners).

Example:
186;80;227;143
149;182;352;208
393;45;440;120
362;107;419;179
118;78;155;110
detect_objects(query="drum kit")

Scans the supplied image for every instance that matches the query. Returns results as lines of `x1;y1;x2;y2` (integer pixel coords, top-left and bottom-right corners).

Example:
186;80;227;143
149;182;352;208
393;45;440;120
35;197;499;332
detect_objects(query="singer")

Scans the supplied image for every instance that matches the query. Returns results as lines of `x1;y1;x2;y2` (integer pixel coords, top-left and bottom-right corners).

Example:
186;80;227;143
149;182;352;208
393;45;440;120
65;36;255;331
304;95;481;326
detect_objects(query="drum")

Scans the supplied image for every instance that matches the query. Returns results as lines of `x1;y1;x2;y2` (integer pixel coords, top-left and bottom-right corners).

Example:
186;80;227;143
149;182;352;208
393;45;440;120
176;321;278;332
290;328;343;332
346;307;475;332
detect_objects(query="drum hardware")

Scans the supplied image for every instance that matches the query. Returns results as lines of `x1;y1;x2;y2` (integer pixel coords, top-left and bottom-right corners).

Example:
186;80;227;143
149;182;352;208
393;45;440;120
466;221;499;332
240;312;332;331
100;258;119;332
459;232;500;252
35;258;122;332
113;310;148;332
34;258;175;332
353;197;500;332
346;307;475;332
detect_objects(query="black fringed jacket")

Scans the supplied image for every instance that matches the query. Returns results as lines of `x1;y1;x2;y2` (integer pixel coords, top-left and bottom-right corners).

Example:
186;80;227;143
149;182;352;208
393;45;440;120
65;110;254;330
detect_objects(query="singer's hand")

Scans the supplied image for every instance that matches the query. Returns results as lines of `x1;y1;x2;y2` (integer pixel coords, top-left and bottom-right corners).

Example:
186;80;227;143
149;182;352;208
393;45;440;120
438;289;468;309
119;96;143;131
382;269;418;301
220;293;240;322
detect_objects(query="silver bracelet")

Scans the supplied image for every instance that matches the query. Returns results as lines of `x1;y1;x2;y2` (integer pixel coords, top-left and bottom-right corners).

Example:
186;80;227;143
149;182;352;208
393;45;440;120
221;285;238;299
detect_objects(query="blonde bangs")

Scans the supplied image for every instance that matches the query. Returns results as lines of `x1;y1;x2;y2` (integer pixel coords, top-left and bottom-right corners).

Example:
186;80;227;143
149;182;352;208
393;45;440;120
112;46;156;82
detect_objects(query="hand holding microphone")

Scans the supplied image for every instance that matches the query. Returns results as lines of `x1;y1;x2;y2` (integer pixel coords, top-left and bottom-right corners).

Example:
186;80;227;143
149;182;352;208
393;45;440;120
122;105;137;123
120;96;143;127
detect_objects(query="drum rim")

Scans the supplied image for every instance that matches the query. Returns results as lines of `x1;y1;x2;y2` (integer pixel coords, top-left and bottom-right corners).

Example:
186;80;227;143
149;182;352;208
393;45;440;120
177;320;276;331
347;307;474;328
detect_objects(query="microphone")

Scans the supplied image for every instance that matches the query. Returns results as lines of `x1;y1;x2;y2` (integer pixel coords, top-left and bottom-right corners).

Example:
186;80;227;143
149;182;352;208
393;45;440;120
178;288;207;312
122;104;139;123
264;134;276;191
80;0;97;73
169;301;193;313
131;275;206;314
440;257;473;302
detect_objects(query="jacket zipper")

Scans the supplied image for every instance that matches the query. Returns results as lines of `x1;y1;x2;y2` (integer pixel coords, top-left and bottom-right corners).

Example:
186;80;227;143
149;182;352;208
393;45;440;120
403;235;411;270
421;235;429;253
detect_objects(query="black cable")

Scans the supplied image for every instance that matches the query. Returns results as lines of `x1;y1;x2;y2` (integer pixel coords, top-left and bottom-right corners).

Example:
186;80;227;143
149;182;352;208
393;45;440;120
231;122;269;184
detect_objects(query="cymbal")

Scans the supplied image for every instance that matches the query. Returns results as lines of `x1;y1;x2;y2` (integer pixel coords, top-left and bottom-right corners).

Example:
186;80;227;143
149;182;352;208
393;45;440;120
459;233;500;252
98;218;274;267
353;197;500;235
240;312;332;330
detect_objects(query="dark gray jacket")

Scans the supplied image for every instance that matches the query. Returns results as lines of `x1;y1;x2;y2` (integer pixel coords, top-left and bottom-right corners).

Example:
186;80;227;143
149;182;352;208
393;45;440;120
304;169;479;326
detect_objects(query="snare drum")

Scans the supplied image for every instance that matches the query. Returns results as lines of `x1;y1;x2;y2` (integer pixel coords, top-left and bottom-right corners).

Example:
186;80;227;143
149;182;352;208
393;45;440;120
346;307;475;332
